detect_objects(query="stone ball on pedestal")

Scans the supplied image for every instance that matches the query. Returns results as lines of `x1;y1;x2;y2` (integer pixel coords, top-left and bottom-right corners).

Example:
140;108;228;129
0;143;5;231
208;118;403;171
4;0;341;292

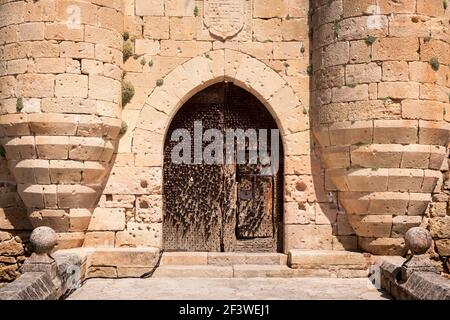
405;227;432;255
30;226;57;255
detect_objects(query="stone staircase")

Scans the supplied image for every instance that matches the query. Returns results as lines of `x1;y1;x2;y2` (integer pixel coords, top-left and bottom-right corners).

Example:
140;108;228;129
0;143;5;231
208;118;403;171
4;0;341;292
152;251;372;278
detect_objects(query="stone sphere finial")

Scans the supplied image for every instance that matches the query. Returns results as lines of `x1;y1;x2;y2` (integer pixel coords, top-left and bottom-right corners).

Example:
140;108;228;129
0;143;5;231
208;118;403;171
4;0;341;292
30;226;57;255
404;227;432;255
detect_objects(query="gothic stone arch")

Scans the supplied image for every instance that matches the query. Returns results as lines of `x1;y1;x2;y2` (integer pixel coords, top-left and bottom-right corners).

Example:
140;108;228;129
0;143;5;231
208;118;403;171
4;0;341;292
133;50;308;253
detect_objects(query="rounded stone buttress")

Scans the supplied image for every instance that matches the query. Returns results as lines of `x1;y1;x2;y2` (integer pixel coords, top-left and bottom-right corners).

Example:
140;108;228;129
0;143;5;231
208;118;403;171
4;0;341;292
310;0;450;254
0;0;124;249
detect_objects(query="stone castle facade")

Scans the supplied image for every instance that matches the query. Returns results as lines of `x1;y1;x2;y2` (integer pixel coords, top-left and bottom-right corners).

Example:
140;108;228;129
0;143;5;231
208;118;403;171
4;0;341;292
0;0;449;282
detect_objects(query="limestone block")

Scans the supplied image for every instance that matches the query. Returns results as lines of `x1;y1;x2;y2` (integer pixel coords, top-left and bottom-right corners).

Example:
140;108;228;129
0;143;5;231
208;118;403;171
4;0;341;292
435;240;450;256
84;232;115;248
88;208;125;231
44;22;84;42
321;146;350;169
41;98;96;114
367;192;409;216
254;0;288;18
349;40;370;64
328;121;372;146
336;213;355;235
135;0;164;16
283;202;315;224
98;6;123;33
351;144;401;168
115;222;162;248
135;195;162;223
85;25;122;50
60;41;95;59
429;216;450;239
388;14;431;38
346;168;389;192
36;136;69;160
87;266;117;278
160;40;212;58
55;0;98;26
134;39;160;55
29;209;70;232
83;161;108;184
402;100;444;121
29;113;78;136
281;18;308;41
285;155;312;175
235;57;285;102
4;136;36;160
421;170;442;193
387;168;424;192
418;121;449;146
407;193;431;216
68;137;105;161
16;73;55;98
253;18;282;42
104;167;162;195
17;184;45;208
161;252;207;265
373;120;418;144
268;85;301;117
57;185;99;209
391;216;422;238
347;215;392;238
345;63;381;84
94;45;122;65
378;82;420;100
284;224;333;251
143;16;169;39
419;83;449;103
169;17;196;40
284;131;310;156
382;61;409;81
322;41;350;68
273;42;303;59
166;0;195;16
88;75;121;103
429;146;447;170
69;209;92;232
372;37;419;61
55;232;85;250
420;38;450;65
30;57;66;74
358;237;406;256
400;144;431;168
48;160;81;184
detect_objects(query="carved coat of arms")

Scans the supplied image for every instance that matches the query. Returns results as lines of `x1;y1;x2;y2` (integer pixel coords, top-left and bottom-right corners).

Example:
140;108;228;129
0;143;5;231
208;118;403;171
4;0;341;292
204;0;246;40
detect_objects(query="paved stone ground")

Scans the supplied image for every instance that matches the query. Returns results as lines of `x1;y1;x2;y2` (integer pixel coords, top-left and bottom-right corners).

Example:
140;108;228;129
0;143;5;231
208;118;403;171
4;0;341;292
67;278;389;300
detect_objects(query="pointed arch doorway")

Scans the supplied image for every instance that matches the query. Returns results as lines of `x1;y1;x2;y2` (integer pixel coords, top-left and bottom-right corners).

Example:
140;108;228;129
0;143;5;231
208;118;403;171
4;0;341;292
163;82;284;252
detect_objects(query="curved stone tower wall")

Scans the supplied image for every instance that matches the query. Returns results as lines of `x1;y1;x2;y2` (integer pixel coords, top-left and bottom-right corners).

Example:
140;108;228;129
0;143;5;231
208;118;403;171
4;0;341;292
0;0;124;249
311;0;450;255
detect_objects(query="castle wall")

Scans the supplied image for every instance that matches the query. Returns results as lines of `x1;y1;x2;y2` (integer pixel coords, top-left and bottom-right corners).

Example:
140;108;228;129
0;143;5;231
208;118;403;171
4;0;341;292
311;0;450;267
0;0;449;281
0;0;124;283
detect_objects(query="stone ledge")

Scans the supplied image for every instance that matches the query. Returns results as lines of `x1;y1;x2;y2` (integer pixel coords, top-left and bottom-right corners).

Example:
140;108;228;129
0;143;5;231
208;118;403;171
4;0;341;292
379;257;450;300
0;272;58;300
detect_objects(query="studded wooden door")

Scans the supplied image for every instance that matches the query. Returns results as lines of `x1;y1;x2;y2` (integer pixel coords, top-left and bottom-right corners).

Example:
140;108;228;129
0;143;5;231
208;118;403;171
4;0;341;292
163;83;283;252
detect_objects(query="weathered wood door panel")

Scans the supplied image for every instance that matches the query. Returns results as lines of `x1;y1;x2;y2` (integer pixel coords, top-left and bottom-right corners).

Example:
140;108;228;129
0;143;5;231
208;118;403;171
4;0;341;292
163;83;283;252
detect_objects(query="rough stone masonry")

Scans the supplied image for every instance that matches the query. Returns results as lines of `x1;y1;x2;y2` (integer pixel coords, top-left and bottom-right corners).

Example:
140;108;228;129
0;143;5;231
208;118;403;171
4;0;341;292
0;0;449;284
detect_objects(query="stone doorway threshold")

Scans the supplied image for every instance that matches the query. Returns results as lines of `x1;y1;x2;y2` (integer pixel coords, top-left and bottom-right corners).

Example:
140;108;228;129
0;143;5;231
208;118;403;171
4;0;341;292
53;248;374;280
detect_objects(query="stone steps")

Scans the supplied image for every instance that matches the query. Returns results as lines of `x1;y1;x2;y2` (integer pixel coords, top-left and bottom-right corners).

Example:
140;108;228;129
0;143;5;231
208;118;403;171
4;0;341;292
153;265;297;278
153;251;372;278
161;252;288;266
